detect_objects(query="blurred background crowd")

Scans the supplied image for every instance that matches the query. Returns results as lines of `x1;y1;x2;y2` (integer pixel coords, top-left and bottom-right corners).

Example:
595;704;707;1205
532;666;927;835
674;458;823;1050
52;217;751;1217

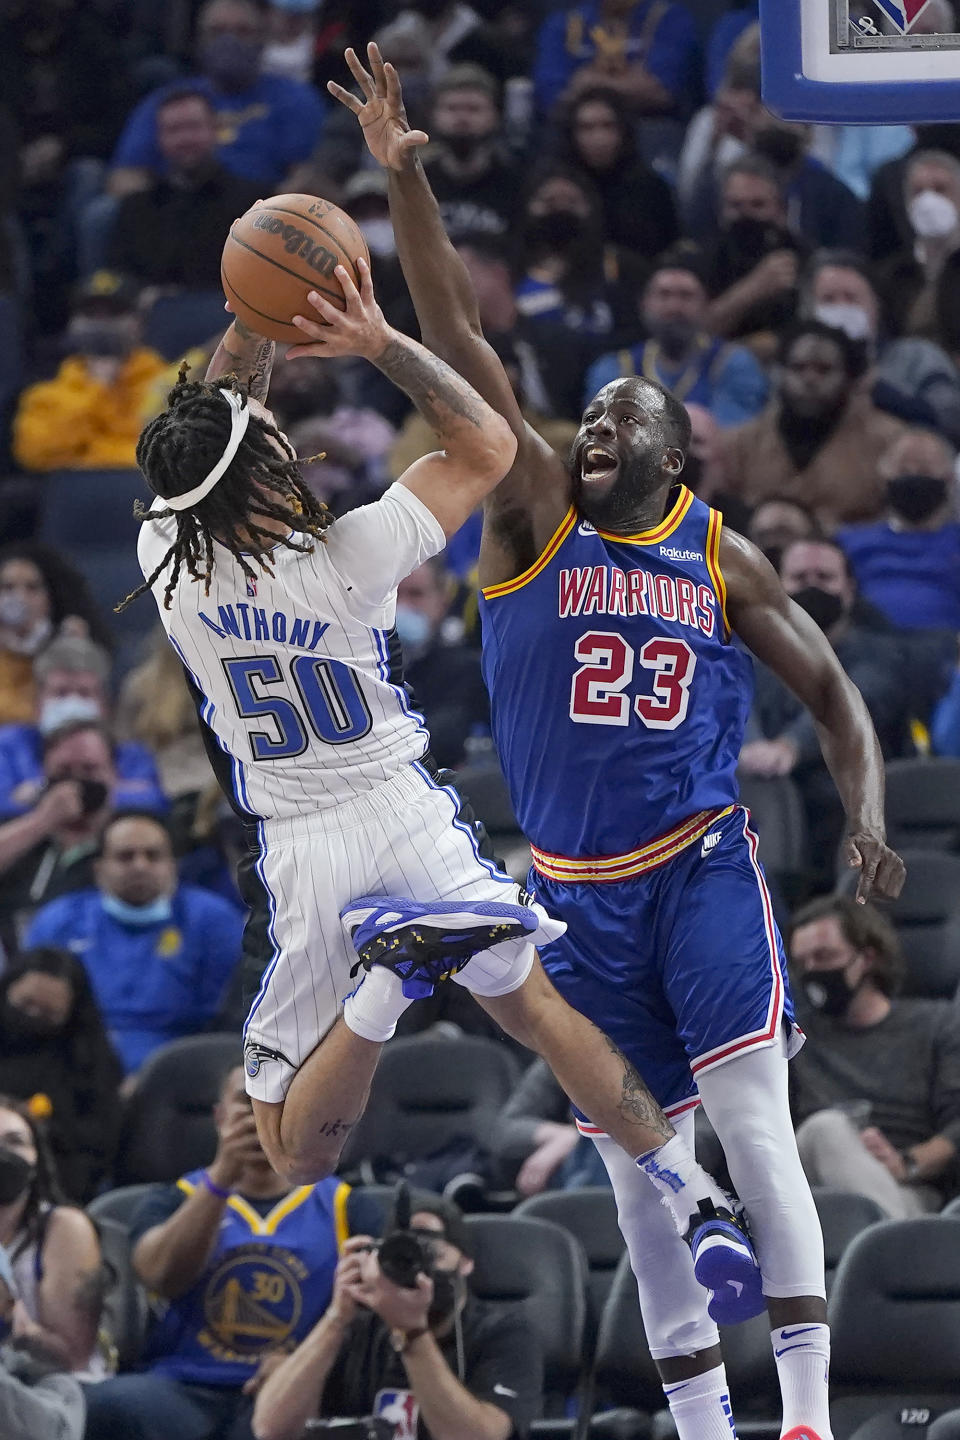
3;1;960;1437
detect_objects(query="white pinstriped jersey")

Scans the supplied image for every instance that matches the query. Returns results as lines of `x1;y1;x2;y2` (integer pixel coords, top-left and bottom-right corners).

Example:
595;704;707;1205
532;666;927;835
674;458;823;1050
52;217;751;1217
138;482;447;819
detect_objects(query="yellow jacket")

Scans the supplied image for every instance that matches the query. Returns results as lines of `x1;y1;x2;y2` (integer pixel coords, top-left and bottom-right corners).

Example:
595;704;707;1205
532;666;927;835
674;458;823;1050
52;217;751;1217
13;347;170;472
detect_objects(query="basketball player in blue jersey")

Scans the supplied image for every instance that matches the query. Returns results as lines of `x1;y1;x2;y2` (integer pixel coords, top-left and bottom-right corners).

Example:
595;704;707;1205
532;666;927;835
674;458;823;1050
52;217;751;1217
124;226;755;1321
332;45;908;1440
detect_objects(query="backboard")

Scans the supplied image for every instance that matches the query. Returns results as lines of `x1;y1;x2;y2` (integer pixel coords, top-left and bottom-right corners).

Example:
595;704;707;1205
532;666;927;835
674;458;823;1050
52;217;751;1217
760;0;960;122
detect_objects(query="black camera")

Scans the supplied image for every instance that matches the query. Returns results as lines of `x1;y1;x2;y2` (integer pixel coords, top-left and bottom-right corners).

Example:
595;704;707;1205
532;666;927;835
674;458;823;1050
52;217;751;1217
376;1183;437;1289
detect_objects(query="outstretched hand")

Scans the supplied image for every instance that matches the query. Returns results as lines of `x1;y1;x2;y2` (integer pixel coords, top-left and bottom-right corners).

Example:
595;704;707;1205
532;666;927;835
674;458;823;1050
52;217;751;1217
328;43;429;171
287;257;392;362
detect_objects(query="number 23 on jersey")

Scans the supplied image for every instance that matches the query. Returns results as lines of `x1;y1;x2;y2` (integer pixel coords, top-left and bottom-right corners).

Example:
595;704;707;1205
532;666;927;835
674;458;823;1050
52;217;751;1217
570;631;696;731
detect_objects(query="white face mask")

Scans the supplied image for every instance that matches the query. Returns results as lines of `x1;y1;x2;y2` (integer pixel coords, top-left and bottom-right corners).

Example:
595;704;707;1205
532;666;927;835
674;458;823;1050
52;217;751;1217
358;218;397;259
908;188;960;240
261;33;315;83
39;694;101;736
814;302;873;342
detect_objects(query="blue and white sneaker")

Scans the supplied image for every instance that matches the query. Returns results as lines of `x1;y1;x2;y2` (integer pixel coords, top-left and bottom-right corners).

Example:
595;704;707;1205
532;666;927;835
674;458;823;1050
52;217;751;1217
685;1199;766;1325
341;895;540;1000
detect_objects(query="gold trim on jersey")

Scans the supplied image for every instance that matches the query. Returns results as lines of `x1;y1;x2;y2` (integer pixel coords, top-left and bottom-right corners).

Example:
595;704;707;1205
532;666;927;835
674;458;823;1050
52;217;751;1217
531;805;735;884
481;506;577;599
705;507;730;639
595;484;694;545
177;1177;316;1235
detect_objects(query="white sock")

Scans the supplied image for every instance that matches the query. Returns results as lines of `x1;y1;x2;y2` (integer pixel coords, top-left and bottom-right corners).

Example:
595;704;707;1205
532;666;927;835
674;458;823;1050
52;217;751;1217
663;1363;737;1440
342;968;411;1042
771;1322;833;1439
637;1132;730;1233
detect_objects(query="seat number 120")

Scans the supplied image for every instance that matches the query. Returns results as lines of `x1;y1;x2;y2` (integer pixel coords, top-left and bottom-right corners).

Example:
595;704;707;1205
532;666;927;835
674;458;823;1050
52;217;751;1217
569;631;696;731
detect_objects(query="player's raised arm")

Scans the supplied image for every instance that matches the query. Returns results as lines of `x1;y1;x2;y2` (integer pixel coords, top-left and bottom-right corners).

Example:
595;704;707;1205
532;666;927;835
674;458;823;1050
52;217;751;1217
329;43;570;579
288;257;516;537
206;313;276;403
329;46;520;429
721;527;906;904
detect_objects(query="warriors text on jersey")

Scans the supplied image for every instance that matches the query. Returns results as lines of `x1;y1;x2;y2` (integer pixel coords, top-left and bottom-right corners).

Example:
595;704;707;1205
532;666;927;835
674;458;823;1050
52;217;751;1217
137;483;444;819
479;486;754;868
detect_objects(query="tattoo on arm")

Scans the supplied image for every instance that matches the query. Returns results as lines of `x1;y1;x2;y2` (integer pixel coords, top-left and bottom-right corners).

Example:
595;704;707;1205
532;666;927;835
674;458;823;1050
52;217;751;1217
373;335;486;442
316;1118;353;1140
205;318;276;402
606;1036;672;1144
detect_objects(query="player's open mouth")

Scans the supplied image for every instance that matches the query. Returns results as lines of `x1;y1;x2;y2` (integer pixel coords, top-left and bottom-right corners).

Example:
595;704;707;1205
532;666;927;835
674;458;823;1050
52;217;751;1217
580;445;619;484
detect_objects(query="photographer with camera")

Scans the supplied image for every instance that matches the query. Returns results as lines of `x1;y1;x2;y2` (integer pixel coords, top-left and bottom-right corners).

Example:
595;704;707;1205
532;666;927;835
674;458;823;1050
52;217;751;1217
252;1192;544;1440
0;720;115;951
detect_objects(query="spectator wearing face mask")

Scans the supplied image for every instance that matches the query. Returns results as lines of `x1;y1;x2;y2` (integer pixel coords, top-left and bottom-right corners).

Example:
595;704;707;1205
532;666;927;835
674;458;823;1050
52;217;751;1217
703;156;806;348
105;88;263;291
0;721;117;951
424;66;522;240
0;546;111;728
0;636;164;820
801;249;960;445
876;149;960;347
838;429;960;633
12;272;167;472
0;1097;105;1377
0;949;121;1206
391;558;489;770
25;811;243;1074
741;537;911;883
0;1238;85;1440
719;320;909;528
107;0;324;198
584;247;769;426
789;896;960;1219
515;164;648;416
262;0;324;85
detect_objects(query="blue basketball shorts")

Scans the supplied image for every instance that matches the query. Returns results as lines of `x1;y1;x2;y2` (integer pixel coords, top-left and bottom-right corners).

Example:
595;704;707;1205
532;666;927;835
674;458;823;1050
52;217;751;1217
531;805;803;1126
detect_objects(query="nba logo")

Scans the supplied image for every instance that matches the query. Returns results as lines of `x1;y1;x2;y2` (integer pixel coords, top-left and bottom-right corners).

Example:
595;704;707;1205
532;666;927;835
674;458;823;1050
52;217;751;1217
246;576;257;597
870;0;934;32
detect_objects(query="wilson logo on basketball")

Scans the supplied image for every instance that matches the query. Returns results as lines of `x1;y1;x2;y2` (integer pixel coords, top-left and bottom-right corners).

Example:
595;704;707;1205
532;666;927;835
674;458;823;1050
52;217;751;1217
251;213;339;277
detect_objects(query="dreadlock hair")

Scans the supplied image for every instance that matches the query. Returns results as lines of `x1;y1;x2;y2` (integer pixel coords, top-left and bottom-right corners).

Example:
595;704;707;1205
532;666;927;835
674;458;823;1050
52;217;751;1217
118;364;334;612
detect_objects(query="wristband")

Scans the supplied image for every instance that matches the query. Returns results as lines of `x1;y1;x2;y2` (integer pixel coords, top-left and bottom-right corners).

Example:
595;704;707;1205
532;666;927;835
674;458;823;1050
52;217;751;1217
390;1326;429;1355
200;1169;232;1199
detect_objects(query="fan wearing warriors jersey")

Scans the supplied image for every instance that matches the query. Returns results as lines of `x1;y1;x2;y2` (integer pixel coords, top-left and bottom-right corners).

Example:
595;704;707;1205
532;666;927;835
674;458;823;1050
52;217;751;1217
331;43;908;1440
125;253;757;1320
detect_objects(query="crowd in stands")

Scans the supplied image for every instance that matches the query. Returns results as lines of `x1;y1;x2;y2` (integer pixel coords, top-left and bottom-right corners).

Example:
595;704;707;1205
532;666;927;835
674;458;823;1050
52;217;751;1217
4;0;960;1436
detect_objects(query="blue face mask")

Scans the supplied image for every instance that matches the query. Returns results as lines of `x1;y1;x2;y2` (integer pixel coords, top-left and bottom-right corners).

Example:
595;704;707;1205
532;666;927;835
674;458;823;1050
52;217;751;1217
394;605;432;652
101;893;173;927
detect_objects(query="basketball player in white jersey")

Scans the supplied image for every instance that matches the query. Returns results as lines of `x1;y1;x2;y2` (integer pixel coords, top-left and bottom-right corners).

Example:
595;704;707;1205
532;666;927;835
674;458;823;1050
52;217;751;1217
125;259;761;1311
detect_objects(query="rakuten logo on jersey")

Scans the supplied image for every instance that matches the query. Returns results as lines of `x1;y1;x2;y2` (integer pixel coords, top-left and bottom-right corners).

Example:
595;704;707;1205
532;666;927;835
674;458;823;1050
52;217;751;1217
659;545;703;563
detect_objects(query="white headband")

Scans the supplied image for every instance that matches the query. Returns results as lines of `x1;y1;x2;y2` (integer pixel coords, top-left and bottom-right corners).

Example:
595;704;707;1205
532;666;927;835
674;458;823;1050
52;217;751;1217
165;389;251;512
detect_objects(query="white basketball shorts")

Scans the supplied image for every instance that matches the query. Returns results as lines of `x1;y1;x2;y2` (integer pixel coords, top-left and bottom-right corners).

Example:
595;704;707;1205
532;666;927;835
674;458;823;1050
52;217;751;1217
239;759;534;1102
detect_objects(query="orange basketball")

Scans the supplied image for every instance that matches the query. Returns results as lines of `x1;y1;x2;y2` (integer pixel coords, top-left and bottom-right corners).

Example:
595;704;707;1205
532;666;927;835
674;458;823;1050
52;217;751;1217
221;193;371;345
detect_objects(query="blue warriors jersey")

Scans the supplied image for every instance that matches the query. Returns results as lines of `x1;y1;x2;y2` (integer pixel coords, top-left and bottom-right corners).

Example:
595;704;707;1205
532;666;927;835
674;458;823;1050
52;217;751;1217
479;487;753;871
144;1172;349;1385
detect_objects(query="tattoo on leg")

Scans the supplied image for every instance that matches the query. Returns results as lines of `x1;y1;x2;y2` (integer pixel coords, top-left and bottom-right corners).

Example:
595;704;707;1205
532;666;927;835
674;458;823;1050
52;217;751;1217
606;1035;672;1143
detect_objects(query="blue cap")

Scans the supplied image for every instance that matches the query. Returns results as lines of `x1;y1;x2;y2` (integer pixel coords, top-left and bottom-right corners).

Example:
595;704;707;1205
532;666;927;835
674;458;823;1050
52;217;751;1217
269;0;321;11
